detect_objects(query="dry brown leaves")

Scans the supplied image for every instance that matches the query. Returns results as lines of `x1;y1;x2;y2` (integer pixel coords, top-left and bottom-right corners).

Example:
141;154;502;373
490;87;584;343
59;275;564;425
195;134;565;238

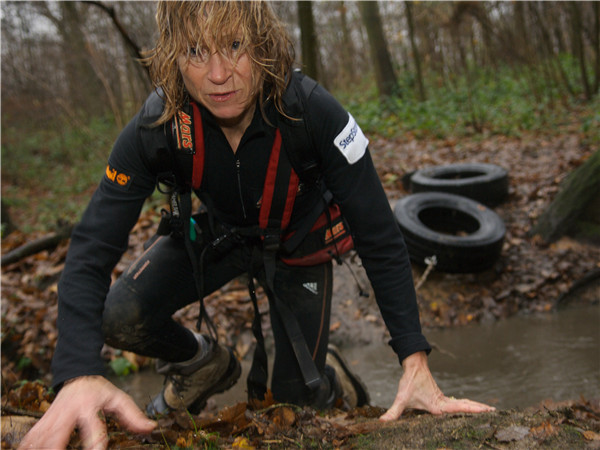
1;381;387;449
3;381;598;449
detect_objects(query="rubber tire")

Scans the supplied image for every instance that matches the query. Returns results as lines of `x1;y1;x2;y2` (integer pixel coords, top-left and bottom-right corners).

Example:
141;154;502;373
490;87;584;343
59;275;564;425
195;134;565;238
394;192;506;273
410;163;509;206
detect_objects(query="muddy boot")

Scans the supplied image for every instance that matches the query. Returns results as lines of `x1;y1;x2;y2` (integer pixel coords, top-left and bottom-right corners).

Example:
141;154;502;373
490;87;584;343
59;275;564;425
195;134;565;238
326;344;370;409
146;333;241;417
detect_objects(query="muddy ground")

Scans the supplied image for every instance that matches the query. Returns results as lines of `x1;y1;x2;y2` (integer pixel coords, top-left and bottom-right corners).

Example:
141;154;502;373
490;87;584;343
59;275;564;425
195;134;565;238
2;131;599;448
2;379;599;449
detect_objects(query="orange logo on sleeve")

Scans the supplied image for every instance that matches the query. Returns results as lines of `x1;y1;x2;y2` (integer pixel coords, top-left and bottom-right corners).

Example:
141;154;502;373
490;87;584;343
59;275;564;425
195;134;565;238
116;173;130;186
105;165;133;189
106;165;117;181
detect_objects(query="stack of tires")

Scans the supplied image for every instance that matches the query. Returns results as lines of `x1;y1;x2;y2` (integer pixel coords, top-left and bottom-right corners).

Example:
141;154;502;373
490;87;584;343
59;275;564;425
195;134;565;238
394;163;508;273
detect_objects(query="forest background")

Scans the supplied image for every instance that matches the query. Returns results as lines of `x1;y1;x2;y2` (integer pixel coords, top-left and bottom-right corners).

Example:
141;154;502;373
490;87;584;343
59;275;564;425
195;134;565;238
1;1;599;448
1;1;599;233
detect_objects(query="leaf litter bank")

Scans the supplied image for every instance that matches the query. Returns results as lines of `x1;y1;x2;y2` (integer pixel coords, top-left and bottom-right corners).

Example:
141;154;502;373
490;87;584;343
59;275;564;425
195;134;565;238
2;381;599;448
2;130;599;448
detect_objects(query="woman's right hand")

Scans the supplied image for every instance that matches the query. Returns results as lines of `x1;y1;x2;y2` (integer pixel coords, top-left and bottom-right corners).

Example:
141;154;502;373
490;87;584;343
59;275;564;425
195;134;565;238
18;375;156;450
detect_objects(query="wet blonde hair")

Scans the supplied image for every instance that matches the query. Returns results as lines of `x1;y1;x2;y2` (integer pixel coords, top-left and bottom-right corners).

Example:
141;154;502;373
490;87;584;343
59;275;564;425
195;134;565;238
145;1;295;125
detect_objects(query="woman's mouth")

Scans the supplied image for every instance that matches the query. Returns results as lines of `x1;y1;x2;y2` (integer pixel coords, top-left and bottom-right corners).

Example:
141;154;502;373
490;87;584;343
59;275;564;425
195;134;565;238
209;91;236;102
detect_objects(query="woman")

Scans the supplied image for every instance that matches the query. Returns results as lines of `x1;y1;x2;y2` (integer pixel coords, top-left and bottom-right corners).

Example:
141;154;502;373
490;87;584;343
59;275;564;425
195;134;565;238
20;2;493;449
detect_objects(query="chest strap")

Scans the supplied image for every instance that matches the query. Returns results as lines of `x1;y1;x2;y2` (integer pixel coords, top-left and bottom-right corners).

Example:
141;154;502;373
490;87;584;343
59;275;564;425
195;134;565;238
259;128;299;236
173;101;300;235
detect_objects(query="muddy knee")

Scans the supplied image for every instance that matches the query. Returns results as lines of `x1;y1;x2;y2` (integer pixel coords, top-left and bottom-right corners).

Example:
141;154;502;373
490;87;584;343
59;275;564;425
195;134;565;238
102;289;146;348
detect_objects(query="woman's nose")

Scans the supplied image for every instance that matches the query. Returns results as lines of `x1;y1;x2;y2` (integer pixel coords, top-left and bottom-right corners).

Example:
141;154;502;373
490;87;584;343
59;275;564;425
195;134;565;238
206;52;231;84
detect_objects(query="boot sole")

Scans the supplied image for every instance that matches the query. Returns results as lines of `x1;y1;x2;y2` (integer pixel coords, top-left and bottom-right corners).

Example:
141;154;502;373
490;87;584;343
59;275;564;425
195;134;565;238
187;347;242;414
327;344;370;406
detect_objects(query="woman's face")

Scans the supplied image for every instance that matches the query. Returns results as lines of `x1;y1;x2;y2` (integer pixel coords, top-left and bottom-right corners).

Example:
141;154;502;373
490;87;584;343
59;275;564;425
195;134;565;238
178;40;258;128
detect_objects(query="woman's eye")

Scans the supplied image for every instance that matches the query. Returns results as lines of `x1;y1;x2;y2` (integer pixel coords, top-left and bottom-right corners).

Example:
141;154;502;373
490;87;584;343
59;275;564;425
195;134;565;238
231;40;241;51
189;46;209;61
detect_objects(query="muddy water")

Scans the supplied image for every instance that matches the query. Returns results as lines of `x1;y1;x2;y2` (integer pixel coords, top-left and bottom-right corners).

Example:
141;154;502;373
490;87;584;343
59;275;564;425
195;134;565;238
348;304;599;410
112;305;599;412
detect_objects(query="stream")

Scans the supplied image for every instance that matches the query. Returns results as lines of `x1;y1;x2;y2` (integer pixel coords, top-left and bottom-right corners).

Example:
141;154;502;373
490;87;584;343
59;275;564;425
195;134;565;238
111;304;599;412
350;304;599;410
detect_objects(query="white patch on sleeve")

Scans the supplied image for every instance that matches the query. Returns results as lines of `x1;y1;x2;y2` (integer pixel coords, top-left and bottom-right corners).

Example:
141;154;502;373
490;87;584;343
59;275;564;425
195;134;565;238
333;113;369;164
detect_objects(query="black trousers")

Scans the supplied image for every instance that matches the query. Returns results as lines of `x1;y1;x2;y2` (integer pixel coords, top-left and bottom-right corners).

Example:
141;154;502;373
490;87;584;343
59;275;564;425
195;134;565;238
102;221;334;407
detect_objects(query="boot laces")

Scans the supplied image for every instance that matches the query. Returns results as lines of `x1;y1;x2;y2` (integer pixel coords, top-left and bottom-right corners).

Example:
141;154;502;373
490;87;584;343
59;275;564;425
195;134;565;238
167;372;193;394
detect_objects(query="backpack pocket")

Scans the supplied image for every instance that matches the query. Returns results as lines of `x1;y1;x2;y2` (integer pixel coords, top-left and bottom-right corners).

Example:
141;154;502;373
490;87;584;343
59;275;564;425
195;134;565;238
280;203;354;266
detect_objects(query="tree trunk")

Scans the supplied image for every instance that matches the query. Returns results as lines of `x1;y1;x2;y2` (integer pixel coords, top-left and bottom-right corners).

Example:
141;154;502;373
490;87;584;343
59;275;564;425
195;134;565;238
594;1;600;94
530;150;600;243
358;1;398;98
570;2;592;100
404;1;426;101
83;1;151;81
297;1;319;80
338;1;356;84
530;2;575;97
513;1;531;63
58;2;107;112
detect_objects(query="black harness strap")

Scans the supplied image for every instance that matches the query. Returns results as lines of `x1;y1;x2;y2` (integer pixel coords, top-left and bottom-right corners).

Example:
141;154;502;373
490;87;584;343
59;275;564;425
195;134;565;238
281;190;333;254
256;130;323;395
163;101;218;342
246;271;269;401
279;74;320;189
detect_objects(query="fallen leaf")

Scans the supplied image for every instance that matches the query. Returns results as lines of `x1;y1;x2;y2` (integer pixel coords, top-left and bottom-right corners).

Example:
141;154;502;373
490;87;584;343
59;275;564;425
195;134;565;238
218;402;248;427
232;436;255;448
530;421;557;439
271;406;296;428
583;430;600;441
176;435;191;448
0;416;38;447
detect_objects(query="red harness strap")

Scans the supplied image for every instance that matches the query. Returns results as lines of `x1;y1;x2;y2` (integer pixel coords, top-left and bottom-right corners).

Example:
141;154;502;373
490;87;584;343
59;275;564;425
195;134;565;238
183;102;299;235
190;102;204;191
259;129;299;232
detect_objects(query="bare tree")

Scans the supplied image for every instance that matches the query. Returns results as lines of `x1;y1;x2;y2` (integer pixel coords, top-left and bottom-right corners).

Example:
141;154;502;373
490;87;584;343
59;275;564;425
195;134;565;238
358;1;398;98
83;1;151;80
297;1;319;80
569;2;592;100
37;2;108;115
592;2;600;95
404;1;426;101
337;1;357;85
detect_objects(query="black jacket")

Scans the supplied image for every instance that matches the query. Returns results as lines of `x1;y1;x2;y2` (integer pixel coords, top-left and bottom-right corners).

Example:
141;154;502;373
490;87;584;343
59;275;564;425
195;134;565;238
52;73;431;388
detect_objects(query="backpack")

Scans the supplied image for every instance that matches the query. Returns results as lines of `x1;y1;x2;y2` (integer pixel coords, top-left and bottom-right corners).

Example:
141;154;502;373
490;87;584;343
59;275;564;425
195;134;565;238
157;73;353;400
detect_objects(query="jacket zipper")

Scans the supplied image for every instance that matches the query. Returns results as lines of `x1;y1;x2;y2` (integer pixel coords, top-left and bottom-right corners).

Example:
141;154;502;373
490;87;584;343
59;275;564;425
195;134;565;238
236;159;247;220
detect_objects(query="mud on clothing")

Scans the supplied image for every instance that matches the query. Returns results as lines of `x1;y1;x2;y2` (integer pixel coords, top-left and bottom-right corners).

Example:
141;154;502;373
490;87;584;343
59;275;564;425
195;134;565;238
101;215;337;406
51;72;431;396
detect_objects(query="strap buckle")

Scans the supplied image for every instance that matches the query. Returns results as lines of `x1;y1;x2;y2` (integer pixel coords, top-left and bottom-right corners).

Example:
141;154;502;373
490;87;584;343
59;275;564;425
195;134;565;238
263;232;281;253
305;376;322;392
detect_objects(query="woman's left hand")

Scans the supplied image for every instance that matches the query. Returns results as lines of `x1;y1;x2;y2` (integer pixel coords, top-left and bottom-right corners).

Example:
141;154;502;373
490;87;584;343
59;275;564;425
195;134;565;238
379;351;495;421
